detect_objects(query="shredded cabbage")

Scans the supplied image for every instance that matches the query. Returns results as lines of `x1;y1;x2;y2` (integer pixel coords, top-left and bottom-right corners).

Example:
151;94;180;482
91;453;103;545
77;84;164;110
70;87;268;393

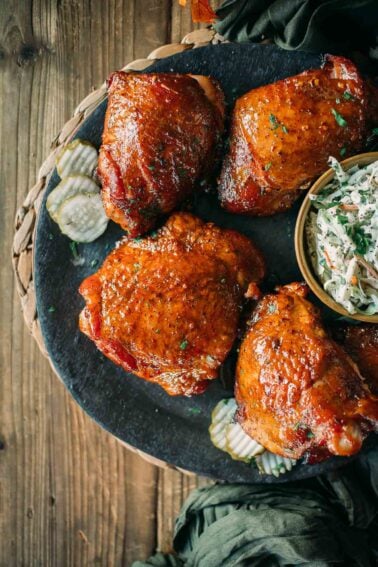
306;157;378;315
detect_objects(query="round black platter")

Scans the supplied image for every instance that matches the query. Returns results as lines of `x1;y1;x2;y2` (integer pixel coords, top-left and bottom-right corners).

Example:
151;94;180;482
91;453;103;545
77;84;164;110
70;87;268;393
34;43;376;483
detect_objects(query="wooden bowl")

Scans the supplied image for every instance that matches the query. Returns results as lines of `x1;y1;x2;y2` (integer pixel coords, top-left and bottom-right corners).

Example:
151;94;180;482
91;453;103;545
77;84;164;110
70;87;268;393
295;152;378;323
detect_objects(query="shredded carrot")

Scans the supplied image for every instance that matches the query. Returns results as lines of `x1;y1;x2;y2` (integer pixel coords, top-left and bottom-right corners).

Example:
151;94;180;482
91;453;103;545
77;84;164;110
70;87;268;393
324;249;335;269
177;0;216;23
355;255;378;280
350;275;358;286
340;204;358;211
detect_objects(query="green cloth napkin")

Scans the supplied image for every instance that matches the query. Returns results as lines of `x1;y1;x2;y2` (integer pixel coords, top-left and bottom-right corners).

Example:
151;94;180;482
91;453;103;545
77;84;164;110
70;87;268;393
214;0;378;55
133;446;378;566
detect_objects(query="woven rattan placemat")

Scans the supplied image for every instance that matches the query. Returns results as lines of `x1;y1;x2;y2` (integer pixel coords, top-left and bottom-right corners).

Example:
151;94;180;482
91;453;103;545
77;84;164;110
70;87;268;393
12;28;226;472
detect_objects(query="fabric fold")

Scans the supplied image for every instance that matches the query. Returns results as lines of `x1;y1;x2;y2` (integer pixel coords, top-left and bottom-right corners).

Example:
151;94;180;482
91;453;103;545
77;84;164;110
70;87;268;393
133;447;378;566
214;0;378;55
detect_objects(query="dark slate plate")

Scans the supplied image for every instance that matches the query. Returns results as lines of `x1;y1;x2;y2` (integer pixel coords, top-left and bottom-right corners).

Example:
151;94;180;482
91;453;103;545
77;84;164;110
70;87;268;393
34;43;376;483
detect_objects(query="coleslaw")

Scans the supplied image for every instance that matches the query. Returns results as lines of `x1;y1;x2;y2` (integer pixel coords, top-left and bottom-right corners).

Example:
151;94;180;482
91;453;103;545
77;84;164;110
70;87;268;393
306;157;378;315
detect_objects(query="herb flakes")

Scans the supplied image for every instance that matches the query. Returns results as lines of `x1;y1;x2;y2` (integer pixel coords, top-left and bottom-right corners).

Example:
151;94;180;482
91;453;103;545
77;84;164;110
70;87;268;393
269;113;279;130
343;90;357;102
69;241;79;259
180;339;189;350
331;108;348;128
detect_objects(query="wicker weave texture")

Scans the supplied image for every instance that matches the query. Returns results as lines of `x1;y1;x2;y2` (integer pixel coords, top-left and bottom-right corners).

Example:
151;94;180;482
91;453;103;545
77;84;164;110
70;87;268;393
12;28;224;471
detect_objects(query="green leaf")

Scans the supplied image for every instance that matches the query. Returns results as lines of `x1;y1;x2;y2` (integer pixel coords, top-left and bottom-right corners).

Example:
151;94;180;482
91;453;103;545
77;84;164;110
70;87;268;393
313;200;340;210
372;127;378;136
180;339;189;350
177;167;187;178
331;108;348;128
343;90;357;101
264;162;272;171
337;214;348;225
90;259;98;267
69;241;79;259
48;306;56;313
188;407;201;415
340;146;347;157
346;224;371;255
281;125;288;134
269;113;279;130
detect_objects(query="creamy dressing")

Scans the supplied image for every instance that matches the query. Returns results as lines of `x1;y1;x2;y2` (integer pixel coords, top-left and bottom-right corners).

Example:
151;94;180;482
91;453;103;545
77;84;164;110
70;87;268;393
306;157;378;315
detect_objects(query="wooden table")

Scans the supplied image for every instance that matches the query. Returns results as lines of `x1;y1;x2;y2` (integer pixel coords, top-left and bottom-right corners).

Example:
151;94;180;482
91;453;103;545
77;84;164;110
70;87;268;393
0;2;221;564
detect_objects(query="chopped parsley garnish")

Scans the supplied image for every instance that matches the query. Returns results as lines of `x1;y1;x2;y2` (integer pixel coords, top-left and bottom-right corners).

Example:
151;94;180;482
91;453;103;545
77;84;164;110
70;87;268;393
340;146;347;157
48;306;56;313
188;407;201;415
177;167;187;178
293;423;314;438
331;108;347;127
269;114;288;133
269;113;279;130
268;304;277;314
90;259;98;267
314;200;340;210
133;263;141;271
346;224;371;255
335;97;341;104
264;162;272;171
343;90;357;101
372;127;378;136
69;241;79;259
180;339;189;350
337;214;348;225
148;164;155;171
155;329;160;334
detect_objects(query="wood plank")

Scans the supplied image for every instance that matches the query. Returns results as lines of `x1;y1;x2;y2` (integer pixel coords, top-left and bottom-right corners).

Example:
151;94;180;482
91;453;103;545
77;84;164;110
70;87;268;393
157;469;212;554
0;1;190;564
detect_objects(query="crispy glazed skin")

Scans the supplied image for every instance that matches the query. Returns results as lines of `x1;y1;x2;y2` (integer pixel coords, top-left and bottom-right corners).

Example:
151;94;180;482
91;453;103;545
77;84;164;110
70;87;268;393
98;72;225;236
235;283;378;461
79;213;265;396
333;325;378;396
219;55;378;216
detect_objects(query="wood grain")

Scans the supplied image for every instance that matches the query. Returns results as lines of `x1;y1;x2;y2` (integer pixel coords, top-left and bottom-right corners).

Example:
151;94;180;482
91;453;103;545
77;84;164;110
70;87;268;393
0;1;220;565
